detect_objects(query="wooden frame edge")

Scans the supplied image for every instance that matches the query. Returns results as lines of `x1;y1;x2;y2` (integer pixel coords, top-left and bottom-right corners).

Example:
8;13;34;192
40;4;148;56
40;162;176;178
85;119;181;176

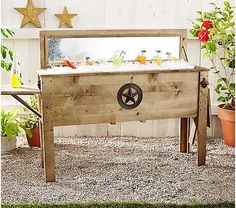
40;29;188;69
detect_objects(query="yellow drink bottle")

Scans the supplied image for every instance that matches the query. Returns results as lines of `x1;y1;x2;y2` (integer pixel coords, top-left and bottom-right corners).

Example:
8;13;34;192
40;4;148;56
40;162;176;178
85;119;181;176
152;50;162;65
11;74;21;88
11;56;21;88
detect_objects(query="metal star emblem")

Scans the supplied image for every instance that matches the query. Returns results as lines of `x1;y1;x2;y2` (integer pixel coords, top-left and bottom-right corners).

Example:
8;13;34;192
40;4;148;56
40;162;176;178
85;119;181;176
55;6;77;28
122;87;138;104
15;0;46;28
117;83;143;109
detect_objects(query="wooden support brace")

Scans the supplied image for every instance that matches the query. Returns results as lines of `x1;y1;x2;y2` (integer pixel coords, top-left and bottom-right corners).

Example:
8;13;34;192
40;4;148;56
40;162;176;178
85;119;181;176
180;118;189;153
189;89;210;151
41;76;56;182
39;120;44;168
11;95;41;118
37;76;44;168
207;89;211;128
189;117;198;146
197;71;208;166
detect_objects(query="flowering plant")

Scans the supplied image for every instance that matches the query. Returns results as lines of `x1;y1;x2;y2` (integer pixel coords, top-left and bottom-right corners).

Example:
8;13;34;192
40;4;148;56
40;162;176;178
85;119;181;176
190;1;235;110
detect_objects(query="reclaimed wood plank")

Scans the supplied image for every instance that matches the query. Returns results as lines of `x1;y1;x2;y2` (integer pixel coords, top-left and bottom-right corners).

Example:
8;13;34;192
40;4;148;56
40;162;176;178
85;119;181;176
41;76;56;182
180;118;188;153
53;107;197;127
1;85;40;95
50;71;198;127
197;71;208;166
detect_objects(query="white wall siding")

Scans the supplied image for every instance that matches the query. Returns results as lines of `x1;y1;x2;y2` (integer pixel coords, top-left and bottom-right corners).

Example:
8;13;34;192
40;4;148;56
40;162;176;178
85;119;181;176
2;0;234;137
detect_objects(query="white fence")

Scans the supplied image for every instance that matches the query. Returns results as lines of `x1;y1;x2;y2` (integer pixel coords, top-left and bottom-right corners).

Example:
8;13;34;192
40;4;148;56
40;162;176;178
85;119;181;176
1;0;233;137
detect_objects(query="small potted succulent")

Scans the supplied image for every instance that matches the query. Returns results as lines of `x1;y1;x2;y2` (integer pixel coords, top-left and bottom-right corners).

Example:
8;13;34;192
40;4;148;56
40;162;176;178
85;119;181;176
190;1;235;147
21;95;41;147
1;109;32;152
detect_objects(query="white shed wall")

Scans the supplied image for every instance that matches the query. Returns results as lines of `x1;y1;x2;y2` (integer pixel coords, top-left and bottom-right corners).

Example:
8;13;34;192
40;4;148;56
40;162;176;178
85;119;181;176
1;0;234;137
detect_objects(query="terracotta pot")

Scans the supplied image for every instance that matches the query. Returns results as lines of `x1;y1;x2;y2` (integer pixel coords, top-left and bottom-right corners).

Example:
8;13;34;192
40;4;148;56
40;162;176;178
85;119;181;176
27;127;40;148
218;104;235;147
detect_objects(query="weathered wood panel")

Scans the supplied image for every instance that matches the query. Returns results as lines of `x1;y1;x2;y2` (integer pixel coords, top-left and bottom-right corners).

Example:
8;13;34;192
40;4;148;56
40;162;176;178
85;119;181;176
197;71;208;165
41;76;56;182
46;72;199;126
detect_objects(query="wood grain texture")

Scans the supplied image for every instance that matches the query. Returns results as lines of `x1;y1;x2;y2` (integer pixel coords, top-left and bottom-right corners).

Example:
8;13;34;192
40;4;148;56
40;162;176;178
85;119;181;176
39;120;44;168
41;76;56;182
180;118;188;153
197;71;208;166
1;85;40;95
44;72;199;126
39;62;208;181
38;94;44;168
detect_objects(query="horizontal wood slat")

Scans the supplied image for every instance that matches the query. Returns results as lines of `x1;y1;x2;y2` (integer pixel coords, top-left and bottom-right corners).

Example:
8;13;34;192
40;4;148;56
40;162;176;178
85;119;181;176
54;108;197;126
46;72;199;126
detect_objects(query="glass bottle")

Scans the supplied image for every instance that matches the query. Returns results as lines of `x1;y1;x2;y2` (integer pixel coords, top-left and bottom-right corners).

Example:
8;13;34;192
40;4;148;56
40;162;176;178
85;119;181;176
11;56;21;88
152;50;162;65
109;50;120;62
136;50;146;64
166;52;176;61
113;51;126;66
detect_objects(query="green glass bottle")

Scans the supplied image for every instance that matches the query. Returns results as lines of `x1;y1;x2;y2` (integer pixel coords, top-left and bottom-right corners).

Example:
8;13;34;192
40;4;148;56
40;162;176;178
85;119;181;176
113;51;126;66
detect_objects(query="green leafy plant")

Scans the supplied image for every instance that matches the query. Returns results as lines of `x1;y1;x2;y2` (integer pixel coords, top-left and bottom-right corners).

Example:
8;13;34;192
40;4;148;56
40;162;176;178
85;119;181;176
1;109;32;141
1;28;15;71
190;1;235;110
21;95;40;129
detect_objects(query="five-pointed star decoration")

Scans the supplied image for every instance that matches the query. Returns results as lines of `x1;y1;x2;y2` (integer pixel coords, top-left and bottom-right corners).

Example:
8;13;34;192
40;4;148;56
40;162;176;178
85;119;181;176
122;87;138;105
14;0;46;28
55;6;77;28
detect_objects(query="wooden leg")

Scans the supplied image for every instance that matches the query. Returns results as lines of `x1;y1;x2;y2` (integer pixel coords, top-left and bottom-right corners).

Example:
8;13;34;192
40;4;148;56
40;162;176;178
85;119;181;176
207;89;211;128
43;124;55;182
188;118;197;146
197;72;208;166
39;120;44;168
41;76;56;182
38;93;44;168
180;118;189;153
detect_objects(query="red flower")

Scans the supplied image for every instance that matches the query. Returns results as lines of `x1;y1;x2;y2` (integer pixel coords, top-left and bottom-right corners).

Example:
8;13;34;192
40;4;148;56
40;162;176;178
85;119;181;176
198;30;210;42
202;20;214;29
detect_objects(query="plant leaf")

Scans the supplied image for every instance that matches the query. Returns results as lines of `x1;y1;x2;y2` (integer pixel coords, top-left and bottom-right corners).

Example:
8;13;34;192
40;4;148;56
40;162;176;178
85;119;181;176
229;83;235;91
224;1;230;7
205;42;217;52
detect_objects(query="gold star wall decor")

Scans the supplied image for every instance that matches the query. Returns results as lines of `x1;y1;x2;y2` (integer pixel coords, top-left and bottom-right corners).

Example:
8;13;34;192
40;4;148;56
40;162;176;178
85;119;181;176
55;6;77;28
14;0;46;28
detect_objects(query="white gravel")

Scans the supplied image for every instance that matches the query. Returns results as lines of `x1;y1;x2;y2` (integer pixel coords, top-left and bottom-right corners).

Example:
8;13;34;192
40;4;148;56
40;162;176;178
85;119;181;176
1;136;235;204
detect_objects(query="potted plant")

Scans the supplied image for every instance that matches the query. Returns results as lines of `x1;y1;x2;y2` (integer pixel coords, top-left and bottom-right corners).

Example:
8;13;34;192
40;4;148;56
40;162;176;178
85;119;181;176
1;28;14;71
21;95;41;147
190;1;235;147
1;109;32;152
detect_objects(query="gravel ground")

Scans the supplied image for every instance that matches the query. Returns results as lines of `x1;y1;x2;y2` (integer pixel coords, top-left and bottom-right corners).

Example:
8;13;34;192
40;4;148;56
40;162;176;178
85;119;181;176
1;136;235;204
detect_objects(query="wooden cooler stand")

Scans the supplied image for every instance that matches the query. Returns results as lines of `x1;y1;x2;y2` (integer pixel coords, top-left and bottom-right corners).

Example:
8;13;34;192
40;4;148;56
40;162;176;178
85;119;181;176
39;29;209;182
